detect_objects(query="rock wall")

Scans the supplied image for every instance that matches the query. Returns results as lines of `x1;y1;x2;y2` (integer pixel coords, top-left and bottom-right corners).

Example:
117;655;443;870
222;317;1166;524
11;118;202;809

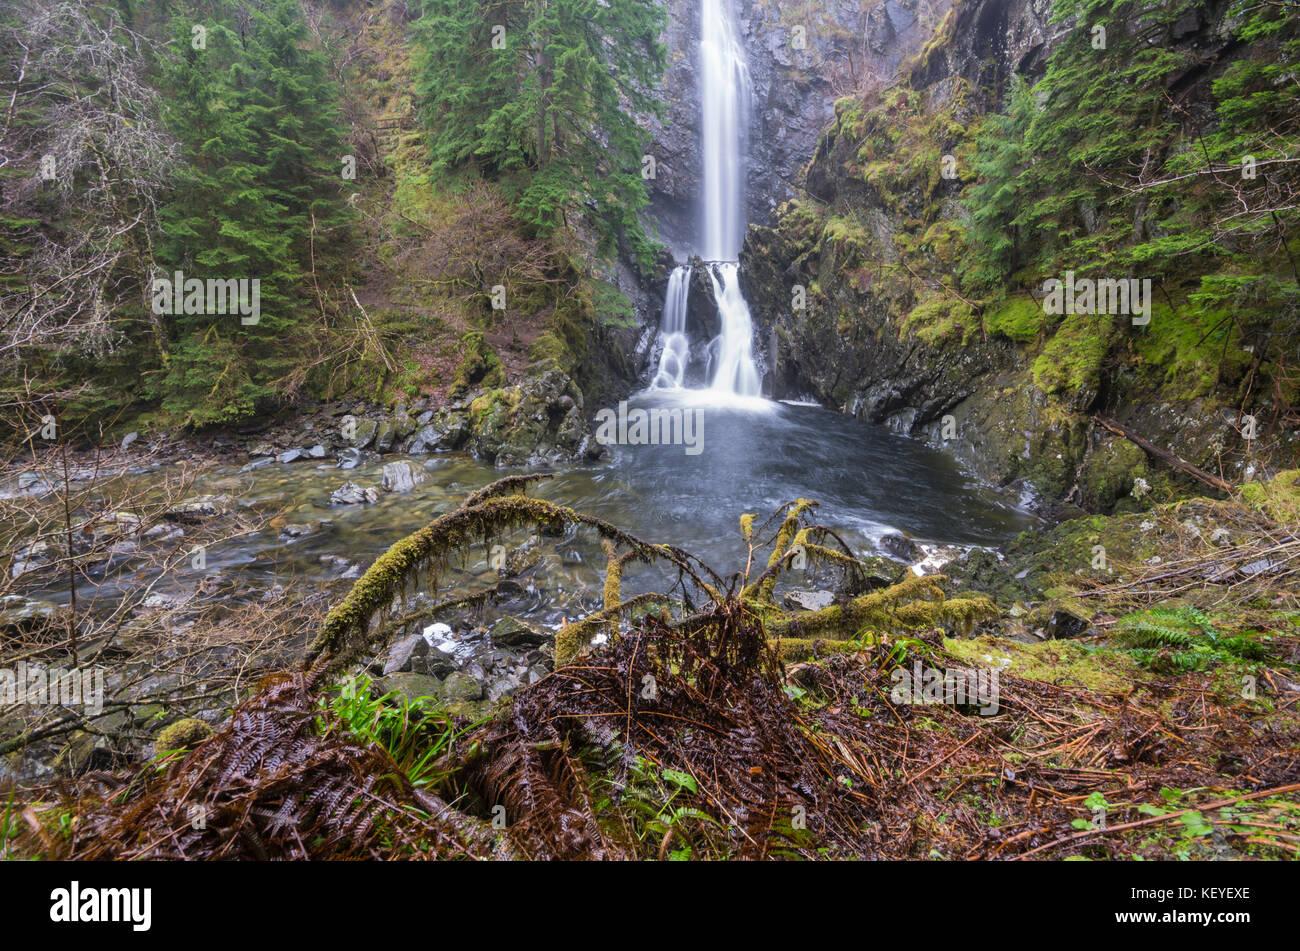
645;0;947;258
738;0;1295;515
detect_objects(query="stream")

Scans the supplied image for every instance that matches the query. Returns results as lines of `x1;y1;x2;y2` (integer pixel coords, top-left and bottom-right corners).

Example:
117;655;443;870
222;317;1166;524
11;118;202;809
13;396;1037;628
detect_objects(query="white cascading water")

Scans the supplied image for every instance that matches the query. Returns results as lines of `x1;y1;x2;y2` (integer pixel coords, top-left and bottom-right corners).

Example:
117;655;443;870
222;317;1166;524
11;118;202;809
700;0;761;398
651;265;692;389
650;0;762;399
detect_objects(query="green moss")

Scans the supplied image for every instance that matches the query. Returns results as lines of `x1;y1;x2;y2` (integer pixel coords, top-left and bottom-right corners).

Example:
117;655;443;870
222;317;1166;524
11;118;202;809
983;296;1044;343
1239;469;1300;522
1032;313;1112;398
1079;439;1148;512
901;295;978;345
154;718;214;752
449;331;505;398
943;636;1147;695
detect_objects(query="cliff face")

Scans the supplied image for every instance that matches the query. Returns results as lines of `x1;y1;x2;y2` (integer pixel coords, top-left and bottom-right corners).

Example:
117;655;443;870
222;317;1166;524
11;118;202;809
645;0;946;258
740;0;1298;515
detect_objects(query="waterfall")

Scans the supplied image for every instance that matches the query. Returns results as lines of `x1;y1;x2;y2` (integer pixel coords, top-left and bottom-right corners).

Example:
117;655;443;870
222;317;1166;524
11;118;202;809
700;0;747;263
647;0;763;401
706;263;760;396
651;265;691;390
699;0;761;398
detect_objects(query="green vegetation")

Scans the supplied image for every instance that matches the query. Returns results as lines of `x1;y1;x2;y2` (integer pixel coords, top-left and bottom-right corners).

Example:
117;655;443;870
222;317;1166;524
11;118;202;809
414;0;667;269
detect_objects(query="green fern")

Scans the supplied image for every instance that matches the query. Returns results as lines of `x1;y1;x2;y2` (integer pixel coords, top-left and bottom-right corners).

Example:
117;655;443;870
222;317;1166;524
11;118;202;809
1113;606;1271;672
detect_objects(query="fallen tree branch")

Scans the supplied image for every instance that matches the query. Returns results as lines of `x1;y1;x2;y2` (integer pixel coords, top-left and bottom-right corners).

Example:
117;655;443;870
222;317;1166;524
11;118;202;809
1013;782;1300;859
1093;414;1236;495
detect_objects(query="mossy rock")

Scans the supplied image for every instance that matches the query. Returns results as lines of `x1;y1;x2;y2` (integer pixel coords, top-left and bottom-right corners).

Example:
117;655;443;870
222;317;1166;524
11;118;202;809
1079;439;1147;513
943;635;1146;695
1239;470;1300;524
154;717;214;752
449;331;505;399
983;296;1043;343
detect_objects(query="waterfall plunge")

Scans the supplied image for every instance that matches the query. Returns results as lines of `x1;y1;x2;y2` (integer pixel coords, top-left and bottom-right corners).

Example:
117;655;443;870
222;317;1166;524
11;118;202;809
649;0;762;401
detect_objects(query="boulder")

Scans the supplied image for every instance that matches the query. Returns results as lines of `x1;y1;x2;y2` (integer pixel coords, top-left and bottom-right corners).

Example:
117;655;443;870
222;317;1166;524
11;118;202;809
489;617;549;648
878;532;921;563
339;415;378;450
384;633;431;675
381;460;427;493
330;481;380;505
782;589;836;612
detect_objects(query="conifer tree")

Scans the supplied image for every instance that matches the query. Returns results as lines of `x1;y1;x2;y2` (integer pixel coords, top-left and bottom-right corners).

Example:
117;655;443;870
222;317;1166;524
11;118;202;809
415;0;666;268
154;0;352;425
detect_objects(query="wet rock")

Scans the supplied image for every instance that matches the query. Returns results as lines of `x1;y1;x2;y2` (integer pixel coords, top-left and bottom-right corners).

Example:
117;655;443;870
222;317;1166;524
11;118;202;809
442;671;484;702
120;431;138;450
10;539;53;577
319;554;362;578
279;522;315;538
489;616;549;648
393;413;418;439
0;595;60;635
373;420;398;453
1043;600;1094;639
330;481;380;505
278;448;306;464
308;443;328;458
384;633;431;675
336;447;365;470
503;537;543;576
381;460;427;493
340;415;378;450
377;672;443;704
240;457;274;473
465;369;600;467
783;589;835;612
164;495;232;523
878;532;921;562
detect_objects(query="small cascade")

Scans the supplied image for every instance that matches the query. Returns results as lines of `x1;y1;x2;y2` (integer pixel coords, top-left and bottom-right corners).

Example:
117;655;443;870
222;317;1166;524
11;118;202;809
705;263;760;397
650;265;692;390
641;0;764;403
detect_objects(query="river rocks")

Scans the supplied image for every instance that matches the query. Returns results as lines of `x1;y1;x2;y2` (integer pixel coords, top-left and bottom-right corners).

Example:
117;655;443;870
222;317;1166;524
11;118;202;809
362;615;554;715
10;539;53;578
330;481;380;505
878;532;922;563
384;633;431;675
164;495;232;523
489;616;548;648
783;589;835;612
464;368;605;467
340;415;378;450
855;555;906;590
376;672;444;704
441;671;483;702
336;447;365;470
373;419;398;453
380;460;426;493
0;595;60;636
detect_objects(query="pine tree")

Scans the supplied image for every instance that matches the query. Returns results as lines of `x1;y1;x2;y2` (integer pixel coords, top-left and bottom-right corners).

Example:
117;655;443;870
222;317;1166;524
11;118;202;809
415;0;666;269
154;0;352;425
